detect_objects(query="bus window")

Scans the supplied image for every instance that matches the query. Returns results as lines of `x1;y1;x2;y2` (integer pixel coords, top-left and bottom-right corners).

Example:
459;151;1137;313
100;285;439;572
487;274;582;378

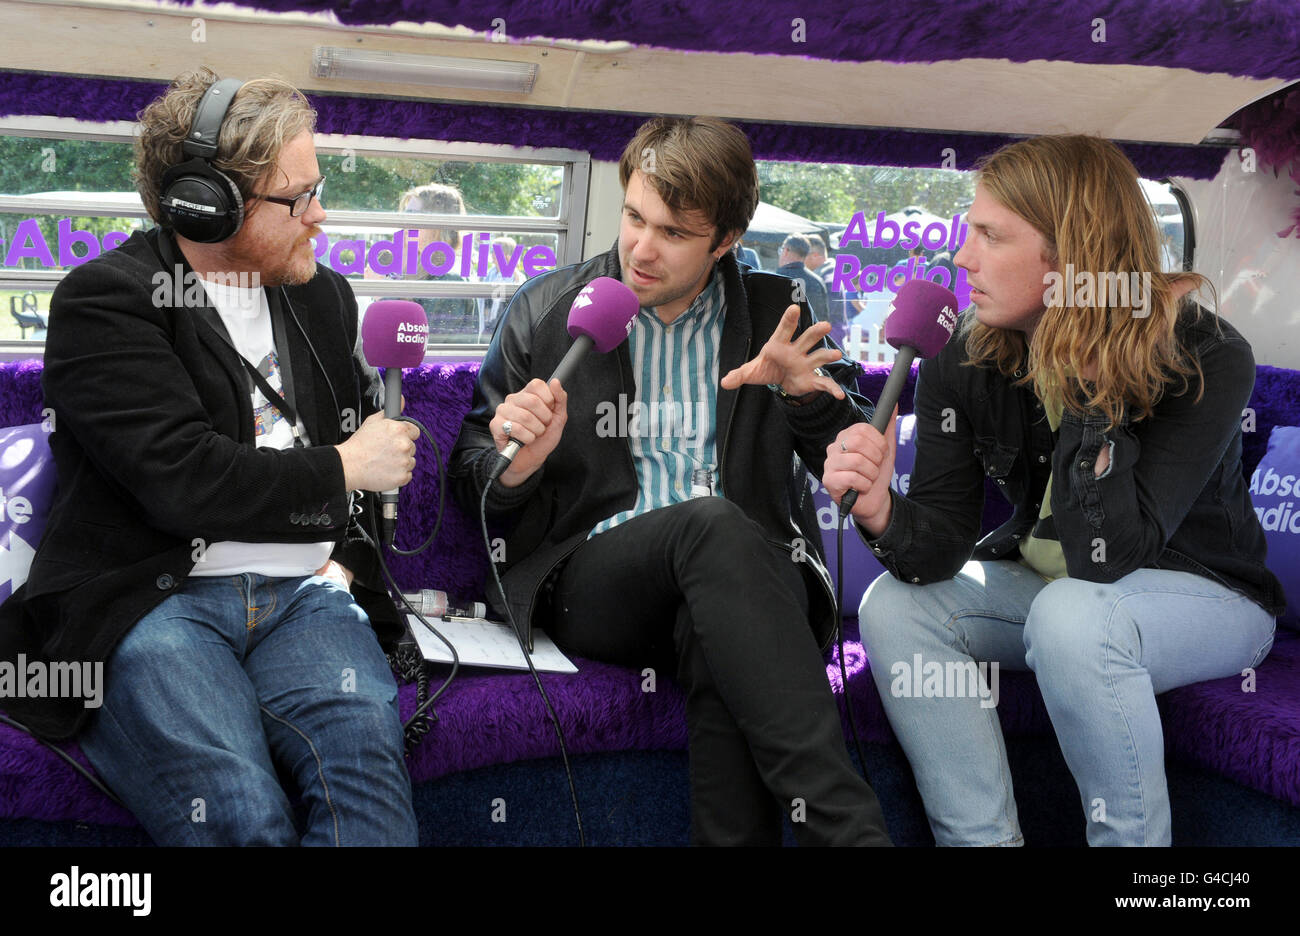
0;121;590;355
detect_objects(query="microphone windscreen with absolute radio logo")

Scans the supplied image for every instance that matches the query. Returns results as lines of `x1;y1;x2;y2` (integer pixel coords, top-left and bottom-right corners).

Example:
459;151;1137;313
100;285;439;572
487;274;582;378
567;276;639;352
361;300;429;369
841;277;962;516
488;276;639;483
883;278;961;359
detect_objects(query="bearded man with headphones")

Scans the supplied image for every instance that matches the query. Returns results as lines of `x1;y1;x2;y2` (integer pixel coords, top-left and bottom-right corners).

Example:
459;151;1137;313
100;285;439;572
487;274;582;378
0;69;421;845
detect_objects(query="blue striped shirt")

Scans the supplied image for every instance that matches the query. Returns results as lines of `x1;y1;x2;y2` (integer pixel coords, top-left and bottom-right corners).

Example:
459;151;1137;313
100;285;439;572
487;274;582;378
590;270;726;537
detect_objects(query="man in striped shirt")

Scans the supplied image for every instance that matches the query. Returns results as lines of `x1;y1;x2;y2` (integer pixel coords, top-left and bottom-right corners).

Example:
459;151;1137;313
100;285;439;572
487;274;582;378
452;117;890;846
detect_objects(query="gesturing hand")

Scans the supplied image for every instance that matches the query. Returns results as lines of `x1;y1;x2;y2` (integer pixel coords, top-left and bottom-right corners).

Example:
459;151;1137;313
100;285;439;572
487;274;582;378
720;304;846;400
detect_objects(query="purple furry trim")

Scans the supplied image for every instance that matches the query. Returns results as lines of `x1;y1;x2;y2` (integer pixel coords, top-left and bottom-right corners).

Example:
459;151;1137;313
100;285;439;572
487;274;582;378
1235;86;1300;238
401;658;688;784
152;1;1300;81
0;72;1228;179
0;729;137;826
0;361;46;430
0;72;163;122
1161;634;1300;804
383;361;489;598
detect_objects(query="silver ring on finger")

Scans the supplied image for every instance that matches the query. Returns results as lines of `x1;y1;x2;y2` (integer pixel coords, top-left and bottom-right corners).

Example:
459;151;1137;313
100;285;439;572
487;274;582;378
502;420;513;438
814;367;828;378
840;441;847;452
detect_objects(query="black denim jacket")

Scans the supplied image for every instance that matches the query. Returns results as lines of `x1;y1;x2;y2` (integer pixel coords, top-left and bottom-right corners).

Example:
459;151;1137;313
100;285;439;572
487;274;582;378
860;307;1286;616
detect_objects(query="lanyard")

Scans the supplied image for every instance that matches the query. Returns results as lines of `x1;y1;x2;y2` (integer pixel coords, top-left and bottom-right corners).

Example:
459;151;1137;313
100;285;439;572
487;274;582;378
156;232;305;447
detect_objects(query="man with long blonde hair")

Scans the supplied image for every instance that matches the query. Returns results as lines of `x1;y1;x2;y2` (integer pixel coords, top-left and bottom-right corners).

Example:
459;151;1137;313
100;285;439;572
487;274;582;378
824;135;1285;846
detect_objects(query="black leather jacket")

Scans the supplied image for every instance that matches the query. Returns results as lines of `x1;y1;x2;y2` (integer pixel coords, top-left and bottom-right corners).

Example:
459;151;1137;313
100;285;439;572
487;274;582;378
450;245;872;648
861;307;1286;616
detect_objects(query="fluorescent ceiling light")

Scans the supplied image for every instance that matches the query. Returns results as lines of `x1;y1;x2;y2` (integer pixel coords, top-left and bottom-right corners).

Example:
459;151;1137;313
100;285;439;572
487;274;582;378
312;47;538;94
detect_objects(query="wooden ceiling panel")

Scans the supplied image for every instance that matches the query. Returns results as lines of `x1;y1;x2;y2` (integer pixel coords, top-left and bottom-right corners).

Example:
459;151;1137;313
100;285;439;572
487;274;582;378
1;0;1287;144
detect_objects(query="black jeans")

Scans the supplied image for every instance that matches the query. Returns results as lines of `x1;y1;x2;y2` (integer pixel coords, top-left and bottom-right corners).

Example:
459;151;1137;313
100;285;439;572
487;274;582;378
550;497;891;846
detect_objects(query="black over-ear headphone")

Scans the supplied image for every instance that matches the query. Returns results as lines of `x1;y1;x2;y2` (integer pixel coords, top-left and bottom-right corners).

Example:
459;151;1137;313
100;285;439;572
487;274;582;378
159;77;246;243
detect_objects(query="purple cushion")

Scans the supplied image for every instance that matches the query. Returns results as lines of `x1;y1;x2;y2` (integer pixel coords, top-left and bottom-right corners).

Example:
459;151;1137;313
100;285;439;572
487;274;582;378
0;424;55;604
381;362;489;600
1161;632;1300;804
1249;425;1300;630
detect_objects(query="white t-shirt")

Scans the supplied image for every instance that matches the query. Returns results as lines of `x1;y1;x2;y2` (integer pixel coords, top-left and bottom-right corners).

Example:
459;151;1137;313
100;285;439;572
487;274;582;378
188;279;335;578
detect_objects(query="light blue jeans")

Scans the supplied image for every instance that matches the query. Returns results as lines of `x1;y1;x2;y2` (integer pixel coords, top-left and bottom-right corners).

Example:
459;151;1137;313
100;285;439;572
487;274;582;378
859;561;1276;846
79;573;418;846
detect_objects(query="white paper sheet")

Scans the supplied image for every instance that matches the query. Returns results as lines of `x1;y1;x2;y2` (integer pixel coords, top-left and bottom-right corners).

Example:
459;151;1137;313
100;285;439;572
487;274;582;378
407;615;579;674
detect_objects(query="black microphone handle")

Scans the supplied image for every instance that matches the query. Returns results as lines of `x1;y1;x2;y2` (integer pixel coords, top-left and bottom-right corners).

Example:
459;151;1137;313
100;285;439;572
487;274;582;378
381;365;403;545
489;334;594;482
841;344;917;515
549;333;595;388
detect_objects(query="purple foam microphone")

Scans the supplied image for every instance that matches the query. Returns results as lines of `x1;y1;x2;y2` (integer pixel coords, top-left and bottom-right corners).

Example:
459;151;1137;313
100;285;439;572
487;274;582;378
360;300;429;543
361;299;430;371
842;277;960;514
490;276;639;481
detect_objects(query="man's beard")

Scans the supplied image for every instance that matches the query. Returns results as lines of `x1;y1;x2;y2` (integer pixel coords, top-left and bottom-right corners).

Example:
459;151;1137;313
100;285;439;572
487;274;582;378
621;258;709;312
265;258;317;287
243;235;319;288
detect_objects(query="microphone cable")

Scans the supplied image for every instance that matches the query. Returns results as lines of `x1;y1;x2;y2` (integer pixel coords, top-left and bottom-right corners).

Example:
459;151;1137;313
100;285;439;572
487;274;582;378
836;511;872;786
480;477;586;847
384;412;444;556
364;413;459;750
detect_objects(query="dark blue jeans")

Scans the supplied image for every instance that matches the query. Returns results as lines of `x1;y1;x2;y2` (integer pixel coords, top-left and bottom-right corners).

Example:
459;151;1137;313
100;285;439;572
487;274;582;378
79;573;417;846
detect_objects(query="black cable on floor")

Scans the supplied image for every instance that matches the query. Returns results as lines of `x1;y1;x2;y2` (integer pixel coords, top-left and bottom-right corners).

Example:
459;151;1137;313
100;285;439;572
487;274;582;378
480;478;586;847
836;512;871;783
367;414;458;749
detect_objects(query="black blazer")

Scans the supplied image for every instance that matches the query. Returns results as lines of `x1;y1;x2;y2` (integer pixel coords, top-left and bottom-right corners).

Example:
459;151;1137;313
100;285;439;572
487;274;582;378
0;229;401;739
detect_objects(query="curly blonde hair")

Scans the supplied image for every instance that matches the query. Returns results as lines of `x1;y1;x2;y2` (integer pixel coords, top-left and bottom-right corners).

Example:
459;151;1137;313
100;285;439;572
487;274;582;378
135;67;316;227
963;135;1210;427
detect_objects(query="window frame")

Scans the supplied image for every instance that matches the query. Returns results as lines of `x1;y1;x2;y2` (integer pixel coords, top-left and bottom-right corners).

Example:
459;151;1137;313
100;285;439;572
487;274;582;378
0;116;591;361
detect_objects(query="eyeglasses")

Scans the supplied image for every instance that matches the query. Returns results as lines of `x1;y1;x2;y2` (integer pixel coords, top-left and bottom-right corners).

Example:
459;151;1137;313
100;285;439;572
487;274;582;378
257;176;326;217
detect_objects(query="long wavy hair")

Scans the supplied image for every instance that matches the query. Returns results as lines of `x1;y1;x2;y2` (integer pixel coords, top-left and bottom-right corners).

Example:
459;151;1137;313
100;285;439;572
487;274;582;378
963;135;1211;427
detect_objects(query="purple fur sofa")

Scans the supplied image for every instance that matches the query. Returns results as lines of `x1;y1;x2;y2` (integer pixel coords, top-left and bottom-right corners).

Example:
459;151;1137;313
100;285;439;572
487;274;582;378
0;357;1297;846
